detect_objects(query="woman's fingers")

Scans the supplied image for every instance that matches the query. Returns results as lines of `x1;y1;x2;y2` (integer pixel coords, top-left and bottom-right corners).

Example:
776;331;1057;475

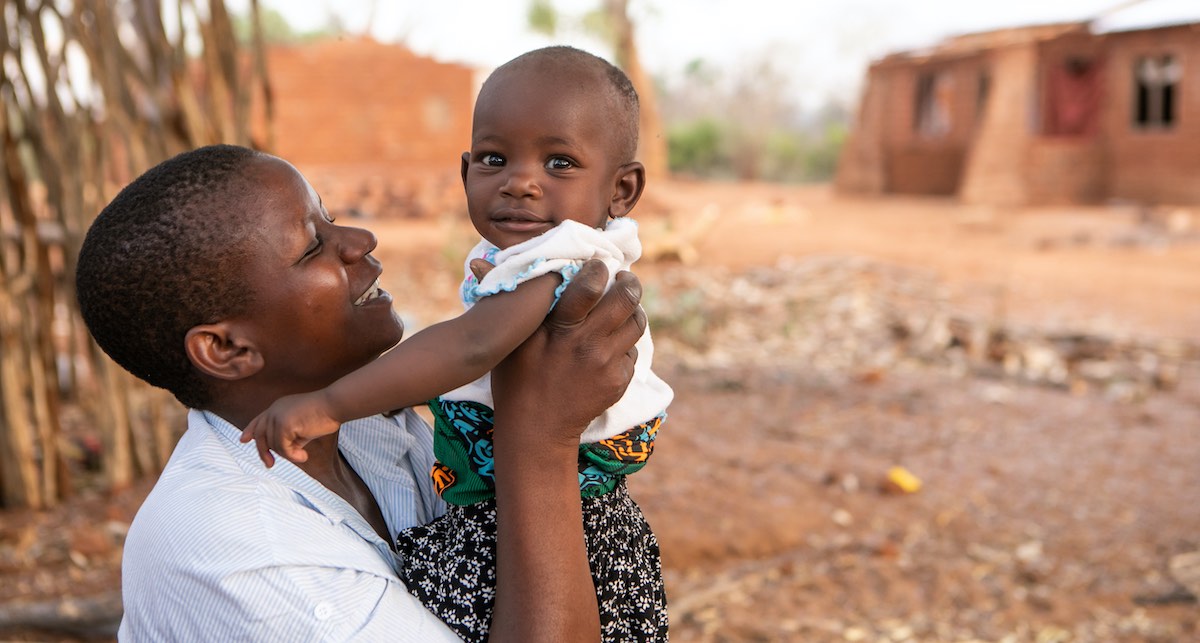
546;260;608;330
607;272;646;339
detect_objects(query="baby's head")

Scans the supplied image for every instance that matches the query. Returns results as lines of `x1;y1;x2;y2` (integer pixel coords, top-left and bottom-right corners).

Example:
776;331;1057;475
77;145;264;408
463;46;644;249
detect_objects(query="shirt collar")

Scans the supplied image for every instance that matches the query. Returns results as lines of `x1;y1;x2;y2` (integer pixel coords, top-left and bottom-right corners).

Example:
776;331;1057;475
196;409;398;563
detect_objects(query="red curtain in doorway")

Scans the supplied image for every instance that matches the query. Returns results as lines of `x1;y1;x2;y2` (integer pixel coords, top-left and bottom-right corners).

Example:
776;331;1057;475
1045;58;1102;136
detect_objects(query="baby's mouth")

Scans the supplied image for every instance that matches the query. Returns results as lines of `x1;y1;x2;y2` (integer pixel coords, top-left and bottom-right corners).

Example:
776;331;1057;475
492;208;545;224
354;278;382;305
492;213;550;234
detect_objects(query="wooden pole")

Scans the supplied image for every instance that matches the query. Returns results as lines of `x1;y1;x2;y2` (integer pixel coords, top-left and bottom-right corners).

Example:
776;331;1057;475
0;0;267;508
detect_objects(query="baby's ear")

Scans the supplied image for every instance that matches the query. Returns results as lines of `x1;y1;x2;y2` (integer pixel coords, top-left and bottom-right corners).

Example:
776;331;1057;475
185;322;264;381
460;152;470;186
609;161;645;218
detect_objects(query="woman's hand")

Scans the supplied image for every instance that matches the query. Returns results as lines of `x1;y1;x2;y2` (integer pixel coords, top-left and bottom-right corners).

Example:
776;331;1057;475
491;259;644;444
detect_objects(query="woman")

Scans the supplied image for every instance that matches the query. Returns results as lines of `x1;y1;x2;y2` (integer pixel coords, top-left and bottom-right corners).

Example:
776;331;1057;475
75;145;645;641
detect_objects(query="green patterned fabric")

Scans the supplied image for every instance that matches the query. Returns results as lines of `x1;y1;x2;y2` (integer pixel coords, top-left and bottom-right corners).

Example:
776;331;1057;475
427;398;663;506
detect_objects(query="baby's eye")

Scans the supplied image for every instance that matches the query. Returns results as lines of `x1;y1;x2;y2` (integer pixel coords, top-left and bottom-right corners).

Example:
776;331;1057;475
546;156;574;170
482;153;505;167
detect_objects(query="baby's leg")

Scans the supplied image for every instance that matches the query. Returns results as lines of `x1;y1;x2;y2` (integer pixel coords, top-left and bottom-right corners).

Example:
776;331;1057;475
397;480;668;643
583;477;670;642
396;501;497;643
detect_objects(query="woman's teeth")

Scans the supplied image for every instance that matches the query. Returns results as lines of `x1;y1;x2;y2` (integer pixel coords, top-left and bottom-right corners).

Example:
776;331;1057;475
354;279;382;305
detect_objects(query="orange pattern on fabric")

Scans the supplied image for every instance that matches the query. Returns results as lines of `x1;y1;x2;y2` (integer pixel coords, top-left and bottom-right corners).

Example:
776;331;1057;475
431;463;457;497
593;415;661;464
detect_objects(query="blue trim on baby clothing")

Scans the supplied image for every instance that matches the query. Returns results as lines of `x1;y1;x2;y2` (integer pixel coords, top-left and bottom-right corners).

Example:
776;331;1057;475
465;252;580;310
551;264;580;304
465;257;549;303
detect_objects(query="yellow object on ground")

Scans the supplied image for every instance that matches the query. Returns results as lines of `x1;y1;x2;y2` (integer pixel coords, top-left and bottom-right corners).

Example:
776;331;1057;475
886;466;922;494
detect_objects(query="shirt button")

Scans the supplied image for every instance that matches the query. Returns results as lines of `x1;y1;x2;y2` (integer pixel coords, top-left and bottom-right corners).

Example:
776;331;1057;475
314;602;334;621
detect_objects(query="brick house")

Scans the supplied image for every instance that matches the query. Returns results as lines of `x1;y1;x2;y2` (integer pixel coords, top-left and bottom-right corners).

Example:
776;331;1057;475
835;14;1200;205
248;37;477;218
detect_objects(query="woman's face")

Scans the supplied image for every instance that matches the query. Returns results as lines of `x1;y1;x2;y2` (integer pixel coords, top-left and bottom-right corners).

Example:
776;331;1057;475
235;155;403;391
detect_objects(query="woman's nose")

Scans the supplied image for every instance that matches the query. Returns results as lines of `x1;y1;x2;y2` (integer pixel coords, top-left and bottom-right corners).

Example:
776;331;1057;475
337;225;377;262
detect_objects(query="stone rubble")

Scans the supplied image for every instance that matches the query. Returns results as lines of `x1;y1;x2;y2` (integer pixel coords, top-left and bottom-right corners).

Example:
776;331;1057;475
646;255;1196;401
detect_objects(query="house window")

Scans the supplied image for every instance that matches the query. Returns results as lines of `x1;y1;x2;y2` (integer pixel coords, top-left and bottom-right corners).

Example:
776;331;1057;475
1133;55;1180;129
915;71;952;137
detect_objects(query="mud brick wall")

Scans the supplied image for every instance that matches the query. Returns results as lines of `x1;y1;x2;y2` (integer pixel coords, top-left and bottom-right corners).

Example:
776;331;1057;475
960;44;1038;206
1100;24;1200;205
1024;138;1105;204
260;38;476;171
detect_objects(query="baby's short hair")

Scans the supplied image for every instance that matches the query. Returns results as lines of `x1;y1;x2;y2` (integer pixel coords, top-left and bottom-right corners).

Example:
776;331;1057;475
487;45;640;162
76;144;261;409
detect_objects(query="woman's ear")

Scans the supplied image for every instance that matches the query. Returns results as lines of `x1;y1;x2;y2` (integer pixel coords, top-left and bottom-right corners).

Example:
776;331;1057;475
185;323;264;382
609;161;646;218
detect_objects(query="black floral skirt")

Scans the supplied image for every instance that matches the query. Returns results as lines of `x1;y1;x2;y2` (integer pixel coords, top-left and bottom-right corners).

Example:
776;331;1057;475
396;478;669;642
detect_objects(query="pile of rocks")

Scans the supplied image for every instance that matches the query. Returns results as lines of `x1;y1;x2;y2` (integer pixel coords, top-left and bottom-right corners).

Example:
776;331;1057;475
646;255;1195;400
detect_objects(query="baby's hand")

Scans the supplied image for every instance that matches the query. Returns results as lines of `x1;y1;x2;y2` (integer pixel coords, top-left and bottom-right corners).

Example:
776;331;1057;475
240;392;341;467
469;258;495;281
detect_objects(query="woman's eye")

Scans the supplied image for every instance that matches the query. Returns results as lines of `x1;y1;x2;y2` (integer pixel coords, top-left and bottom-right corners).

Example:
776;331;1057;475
546;157;573;170
305;238;323;258
482;153;505;166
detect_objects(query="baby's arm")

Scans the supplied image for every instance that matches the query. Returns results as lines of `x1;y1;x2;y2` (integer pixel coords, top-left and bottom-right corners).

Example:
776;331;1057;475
241;273;561;466
364;272;563;406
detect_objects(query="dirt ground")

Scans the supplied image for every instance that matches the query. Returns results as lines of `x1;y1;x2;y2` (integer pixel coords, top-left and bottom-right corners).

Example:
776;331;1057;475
1;179;1198;642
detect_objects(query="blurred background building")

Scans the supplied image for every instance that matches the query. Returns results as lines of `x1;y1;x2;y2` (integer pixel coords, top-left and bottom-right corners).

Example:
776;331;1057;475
836;12;1200;205
257;37;473;171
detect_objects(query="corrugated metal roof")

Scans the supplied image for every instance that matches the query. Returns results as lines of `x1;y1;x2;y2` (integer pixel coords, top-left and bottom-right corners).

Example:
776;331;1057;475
1091;0;1200;33
868;1;1200;68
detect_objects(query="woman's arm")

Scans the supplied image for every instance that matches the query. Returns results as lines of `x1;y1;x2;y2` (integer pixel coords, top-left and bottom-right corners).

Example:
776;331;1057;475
489;260;645;643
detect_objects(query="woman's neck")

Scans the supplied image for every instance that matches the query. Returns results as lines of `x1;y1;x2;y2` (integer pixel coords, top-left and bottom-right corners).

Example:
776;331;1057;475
291;434;344;480
298;439;394;548
203;395;391;543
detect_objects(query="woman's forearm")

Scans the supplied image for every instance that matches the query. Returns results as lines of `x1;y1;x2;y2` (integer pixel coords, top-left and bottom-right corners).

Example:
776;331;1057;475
490;414;600;642
485;262;641;642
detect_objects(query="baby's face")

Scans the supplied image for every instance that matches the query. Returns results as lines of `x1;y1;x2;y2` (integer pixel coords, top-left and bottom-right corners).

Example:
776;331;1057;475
462;67;622;249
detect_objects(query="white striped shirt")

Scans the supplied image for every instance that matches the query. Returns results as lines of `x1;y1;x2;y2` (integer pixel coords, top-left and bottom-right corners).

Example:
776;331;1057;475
118;408;459;641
